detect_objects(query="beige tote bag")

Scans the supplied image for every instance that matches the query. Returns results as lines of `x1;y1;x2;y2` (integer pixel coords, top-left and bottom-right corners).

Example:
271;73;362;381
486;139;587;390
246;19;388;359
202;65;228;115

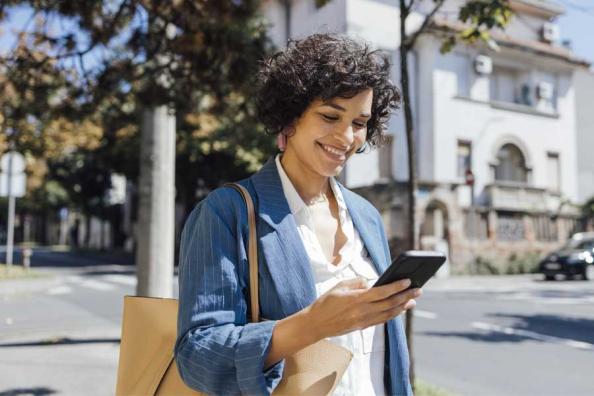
115;182;352;395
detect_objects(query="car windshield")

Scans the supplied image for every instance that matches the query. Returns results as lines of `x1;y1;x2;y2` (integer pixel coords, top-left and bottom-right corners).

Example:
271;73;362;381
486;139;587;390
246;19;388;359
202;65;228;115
564;238;594;250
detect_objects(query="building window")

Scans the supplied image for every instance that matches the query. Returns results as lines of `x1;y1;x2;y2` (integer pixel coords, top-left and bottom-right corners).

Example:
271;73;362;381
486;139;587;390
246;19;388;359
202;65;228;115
533;215;557;241
494;143;528;183
497;211;525;241
547;152;560;192
519;83;533;106
457;141;472;178
489;66;535;105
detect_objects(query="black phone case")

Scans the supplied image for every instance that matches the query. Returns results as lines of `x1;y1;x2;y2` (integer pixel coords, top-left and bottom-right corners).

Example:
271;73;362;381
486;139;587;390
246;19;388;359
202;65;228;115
373;250;446;288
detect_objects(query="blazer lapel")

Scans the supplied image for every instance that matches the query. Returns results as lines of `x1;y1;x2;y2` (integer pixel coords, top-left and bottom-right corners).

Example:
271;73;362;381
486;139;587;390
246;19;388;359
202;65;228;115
338;183;389;275
250;157;317;315
249;157;388;316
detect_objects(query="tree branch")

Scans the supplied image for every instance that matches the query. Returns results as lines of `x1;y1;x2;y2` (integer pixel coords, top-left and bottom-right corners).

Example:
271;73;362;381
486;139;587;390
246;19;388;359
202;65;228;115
404;0;445;50
78;52;91;88
5;0;132;67
403;0;415;16
58;0;131;59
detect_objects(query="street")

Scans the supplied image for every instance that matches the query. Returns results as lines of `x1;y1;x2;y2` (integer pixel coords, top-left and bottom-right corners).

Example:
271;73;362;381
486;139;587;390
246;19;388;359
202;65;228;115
0;249;140;396
1;251;593;395
416;276;594;396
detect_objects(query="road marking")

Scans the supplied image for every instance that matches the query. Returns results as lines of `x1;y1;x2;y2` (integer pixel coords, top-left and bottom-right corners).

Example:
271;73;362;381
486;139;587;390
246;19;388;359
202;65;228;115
79;280;116;291
414;310;438;319
101;274;136;286
426;278;594;294
471;321;594;351
46;286;73;295
496;292;594;305
66;275;83;283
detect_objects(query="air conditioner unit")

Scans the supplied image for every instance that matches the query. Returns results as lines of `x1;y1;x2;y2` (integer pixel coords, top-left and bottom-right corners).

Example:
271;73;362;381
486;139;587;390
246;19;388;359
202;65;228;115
541;22;559;43
536;81;553;100
474;55;492;75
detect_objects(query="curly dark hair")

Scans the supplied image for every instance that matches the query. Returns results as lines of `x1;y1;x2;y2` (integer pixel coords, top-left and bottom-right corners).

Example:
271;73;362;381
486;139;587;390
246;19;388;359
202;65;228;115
256;33;400;152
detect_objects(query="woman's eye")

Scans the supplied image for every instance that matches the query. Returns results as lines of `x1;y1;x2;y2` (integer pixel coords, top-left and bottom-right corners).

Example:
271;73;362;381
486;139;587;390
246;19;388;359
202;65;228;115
320;113;367;129
321;114;339;122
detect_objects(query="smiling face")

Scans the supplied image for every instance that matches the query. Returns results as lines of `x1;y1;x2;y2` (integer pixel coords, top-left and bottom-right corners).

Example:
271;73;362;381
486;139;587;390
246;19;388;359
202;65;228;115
284;88;373;178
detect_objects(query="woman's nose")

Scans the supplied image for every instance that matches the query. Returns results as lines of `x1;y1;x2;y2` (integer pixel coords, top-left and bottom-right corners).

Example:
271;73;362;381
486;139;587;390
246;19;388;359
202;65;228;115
338;125;355;146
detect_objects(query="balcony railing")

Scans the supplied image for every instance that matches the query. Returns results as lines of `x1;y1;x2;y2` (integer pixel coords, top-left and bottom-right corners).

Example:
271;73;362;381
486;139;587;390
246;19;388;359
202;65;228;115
483;182;565;212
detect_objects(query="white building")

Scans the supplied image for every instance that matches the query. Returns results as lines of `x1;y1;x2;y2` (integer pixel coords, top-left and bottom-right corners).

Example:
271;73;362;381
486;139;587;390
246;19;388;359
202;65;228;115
262;0;590;272
575;68;594;205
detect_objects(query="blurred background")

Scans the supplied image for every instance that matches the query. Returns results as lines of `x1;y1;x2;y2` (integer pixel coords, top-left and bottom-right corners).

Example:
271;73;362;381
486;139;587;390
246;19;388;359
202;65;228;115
0;1;593;395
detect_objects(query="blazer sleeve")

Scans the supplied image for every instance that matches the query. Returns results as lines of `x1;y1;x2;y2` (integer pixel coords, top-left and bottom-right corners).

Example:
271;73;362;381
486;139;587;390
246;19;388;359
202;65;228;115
174;195;285;395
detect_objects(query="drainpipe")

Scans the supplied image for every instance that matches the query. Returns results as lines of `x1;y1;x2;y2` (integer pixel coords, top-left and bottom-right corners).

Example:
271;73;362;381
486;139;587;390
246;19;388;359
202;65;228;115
282;0;291;45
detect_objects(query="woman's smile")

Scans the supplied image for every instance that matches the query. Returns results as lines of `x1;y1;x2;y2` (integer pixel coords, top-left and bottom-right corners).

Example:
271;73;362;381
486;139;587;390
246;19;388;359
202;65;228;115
316;141;348;162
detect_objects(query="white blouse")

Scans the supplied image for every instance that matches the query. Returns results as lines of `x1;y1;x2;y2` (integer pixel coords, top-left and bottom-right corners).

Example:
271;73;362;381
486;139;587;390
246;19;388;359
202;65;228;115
275;154;386;396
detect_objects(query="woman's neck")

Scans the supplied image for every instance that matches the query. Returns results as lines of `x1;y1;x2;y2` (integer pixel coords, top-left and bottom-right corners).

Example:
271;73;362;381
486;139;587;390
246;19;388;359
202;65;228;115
279;151;331;206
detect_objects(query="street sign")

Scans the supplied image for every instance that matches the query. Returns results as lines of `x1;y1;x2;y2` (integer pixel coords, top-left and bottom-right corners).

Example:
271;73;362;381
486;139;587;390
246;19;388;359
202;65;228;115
465;168;475;186
0;151;27;268
59;207;69;221
0;151;25;174
0;172;26;197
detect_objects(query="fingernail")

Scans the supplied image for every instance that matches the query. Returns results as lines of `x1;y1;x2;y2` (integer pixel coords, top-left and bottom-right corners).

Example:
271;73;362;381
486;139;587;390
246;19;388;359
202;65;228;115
403;279;412;287
414;288;422;297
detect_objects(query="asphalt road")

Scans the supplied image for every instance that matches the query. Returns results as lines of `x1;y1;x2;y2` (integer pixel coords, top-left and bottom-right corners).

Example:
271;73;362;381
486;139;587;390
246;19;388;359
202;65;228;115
417;275;594;396
1;250;593;395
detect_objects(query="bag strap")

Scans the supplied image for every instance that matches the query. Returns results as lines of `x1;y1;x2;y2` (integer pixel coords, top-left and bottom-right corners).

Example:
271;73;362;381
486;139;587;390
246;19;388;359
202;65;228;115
222;183;260;323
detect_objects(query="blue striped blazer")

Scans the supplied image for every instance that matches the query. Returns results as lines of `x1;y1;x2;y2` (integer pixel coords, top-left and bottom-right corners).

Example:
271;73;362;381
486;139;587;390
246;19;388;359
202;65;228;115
175;156;412;396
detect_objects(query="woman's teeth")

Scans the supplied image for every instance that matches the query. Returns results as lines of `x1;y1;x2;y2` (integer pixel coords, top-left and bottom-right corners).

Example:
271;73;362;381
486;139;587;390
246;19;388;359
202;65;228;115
320;143;346;156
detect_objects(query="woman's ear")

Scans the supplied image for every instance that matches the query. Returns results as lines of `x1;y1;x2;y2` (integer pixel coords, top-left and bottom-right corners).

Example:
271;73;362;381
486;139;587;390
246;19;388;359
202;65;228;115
277;125;296;151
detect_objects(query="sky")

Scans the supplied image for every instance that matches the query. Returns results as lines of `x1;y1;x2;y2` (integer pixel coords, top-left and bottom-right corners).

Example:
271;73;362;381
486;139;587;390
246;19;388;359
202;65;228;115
556;0;594;67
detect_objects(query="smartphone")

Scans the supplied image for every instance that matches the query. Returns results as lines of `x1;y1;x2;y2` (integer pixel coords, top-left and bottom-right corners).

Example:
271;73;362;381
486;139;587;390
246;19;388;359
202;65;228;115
373;250;446;288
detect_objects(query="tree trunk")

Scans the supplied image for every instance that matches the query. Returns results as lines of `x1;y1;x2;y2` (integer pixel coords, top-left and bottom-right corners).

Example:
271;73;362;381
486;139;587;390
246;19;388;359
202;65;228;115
135;106;176;298
41;209;48;245
100;209;105;250
85;212;91;247
399;0;420;390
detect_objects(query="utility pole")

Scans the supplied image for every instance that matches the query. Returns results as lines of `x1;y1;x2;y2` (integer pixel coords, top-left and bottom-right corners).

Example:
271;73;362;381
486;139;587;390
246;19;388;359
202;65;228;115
5;153;15;267
135;106;176;298
135;16;177;298
1;150;26;268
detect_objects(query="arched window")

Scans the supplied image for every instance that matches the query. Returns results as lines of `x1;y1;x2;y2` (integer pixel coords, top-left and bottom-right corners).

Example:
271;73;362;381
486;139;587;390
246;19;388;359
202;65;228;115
494;143;528;183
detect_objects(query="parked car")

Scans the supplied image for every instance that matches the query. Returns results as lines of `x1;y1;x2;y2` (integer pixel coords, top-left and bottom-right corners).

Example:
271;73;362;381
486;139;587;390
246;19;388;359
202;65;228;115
539;232;594;280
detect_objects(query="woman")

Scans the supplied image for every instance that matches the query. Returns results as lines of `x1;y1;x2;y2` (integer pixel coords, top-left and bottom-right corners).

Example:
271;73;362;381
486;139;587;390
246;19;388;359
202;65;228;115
175;33;421;396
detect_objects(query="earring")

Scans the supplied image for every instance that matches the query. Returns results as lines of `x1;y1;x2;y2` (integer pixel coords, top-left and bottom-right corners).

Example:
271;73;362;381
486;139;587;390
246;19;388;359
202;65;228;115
276;133;287;152
277;125;294;152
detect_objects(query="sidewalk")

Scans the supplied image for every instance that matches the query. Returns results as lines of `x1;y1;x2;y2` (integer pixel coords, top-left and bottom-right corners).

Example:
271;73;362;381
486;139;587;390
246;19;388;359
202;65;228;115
0;275;61;297
0;327;120;396
0;251;129;395
0;279;122;395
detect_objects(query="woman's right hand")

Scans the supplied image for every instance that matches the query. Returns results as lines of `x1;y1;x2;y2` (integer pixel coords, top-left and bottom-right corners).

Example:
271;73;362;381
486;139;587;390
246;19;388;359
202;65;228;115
305;277;422;340
264;277;420;368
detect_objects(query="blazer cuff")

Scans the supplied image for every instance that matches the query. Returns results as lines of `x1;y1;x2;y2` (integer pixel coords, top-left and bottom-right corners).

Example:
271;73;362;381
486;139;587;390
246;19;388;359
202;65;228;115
235;320;285;395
